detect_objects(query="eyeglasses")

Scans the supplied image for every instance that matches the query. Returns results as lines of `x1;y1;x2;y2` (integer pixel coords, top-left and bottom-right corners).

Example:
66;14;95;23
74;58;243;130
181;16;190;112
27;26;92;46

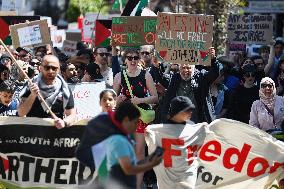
140;51;150;56
126;56;139;61
43;65;59;71
244;72;256;78
261;83;273;89
98;53;110;57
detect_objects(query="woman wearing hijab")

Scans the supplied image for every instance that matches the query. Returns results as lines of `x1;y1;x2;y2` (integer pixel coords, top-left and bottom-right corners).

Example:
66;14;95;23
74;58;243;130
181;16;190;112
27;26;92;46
249;77;284;131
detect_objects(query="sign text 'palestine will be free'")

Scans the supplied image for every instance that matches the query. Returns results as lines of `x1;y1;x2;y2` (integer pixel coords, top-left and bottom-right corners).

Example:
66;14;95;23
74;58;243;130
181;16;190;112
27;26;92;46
156;13;214;65
111;16;157;46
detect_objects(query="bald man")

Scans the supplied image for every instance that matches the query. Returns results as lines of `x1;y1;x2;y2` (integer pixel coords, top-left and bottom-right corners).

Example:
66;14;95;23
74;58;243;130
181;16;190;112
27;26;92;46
18;55;76;129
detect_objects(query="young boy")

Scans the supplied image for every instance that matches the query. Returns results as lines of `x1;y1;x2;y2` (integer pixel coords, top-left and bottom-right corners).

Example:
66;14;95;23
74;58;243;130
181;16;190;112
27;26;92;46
0;80;18;116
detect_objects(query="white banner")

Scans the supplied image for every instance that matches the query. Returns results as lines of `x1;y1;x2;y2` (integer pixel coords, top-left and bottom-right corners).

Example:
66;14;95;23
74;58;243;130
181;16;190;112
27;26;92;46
145;119;284;189
69;82;106;121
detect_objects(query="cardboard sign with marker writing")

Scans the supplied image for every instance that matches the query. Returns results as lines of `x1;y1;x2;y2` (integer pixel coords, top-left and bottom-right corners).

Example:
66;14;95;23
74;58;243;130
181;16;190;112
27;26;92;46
227;14;273;45
156;13;214;65
111;16;157;46
10;19;51;48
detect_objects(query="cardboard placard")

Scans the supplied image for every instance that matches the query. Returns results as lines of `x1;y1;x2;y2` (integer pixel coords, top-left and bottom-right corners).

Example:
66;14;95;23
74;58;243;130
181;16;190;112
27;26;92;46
51;28;66;48
227;14;273;45
62;40;78;57
95;19;112;47
0;16;40;45
10;19;51;48
66;30;82;42
0;11;17;16
111;16;157;46
156;13;214;65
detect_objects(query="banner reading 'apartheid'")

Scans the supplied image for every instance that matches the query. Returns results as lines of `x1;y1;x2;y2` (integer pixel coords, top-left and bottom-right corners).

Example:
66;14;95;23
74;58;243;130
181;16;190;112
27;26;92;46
0;117;95;189
145;119;284;189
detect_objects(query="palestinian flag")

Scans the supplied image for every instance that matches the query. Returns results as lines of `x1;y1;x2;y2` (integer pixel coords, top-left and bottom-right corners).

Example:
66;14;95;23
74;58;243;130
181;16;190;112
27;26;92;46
76;111;128;181
95;20;112;47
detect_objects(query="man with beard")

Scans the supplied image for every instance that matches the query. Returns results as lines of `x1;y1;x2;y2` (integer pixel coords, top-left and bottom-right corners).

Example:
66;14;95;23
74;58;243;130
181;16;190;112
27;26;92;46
61;62;79;83
18;55;76;129
94;47;113;87
159;47;219;123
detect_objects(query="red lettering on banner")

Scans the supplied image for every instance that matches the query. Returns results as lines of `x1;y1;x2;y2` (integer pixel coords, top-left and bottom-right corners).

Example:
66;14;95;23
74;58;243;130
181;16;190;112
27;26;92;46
269;162;284;173
247;157;270;177
223;143;251;173
158;14;171;31
187;145;200;165
173;16;187;32
112;34;127;44
162;138;184;167
144;32;155;44
199;140;221;162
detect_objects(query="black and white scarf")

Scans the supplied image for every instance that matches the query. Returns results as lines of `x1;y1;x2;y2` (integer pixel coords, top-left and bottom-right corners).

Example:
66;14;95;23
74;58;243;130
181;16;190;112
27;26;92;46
20;73;70;113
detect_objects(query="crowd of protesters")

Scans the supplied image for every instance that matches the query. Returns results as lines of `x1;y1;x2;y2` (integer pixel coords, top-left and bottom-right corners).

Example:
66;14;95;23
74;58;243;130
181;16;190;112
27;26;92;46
0;37;284;188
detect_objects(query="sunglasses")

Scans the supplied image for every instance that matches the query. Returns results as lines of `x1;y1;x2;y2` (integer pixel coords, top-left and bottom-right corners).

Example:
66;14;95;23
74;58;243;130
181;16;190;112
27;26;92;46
98;53;110;57
126;56;139;61
43;65;59;71
261;83;273;89
244;72;256;78
140;51;150;56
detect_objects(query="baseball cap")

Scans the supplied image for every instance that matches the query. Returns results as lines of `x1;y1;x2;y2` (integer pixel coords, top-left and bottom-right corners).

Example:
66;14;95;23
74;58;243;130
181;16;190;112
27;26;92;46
16;47;30;54
168;96;195;117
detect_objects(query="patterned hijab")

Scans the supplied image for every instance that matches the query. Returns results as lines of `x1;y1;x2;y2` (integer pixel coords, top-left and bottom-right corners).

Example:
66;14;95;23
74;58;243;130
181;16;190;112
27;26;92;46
259;77;276;111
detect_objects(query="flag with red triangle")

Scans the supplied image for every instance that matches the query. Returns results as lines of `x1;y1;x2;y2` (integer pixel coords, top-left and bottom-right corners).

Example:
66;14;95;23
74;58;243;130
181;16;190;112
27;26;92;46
95;20;112;47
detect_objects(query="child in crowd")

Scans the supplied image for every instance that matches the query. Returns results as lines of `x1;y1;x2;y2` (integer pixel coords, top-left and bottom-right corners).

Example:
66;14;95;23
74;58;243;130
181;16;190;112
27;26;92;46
0;80;18;116
99;89;117;112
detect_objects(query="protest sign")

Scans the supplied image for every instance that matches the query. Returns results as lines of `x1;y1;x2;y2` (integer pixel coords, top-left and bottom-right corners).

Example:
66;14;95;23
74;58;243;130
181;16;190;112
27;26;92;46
145;119;284;189
0;16;40;45
66;29;82;42
111;16;157;46
1;0;23;11
69;82;106;120
227;14;273;45
0;11;17;16
62;40;78;57
82;13;108;42
0;117;95;188
9;19;51;48
95;19;112;47
156;13;214;65
229;43;246;52
51;28;66;48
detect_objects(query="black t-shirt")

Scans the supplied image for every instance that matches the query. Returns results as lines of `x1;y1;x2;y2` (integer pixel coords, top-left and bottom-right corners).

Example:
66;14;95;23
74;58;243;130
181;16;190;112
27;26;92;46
21;87;74;119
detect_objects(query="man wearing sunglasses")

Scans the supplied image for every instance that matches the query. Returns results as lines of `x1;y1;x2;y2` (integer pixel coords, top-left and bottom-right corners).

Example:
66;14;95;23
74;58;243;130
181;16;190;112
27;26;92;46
18;55;76;129
94;47;113;87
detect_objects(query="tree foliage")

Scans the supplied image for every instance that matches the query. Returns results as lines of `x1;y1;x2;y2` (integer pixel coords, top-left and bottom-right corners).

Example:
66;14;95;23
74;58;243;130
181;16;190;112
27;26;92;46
66;0;110;22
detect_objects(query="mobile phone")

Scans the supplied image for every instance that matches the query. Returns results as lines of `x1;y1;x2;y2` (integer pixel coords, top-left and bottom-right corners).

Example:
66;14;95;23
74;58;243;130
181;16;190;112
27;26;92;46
149;146;164;161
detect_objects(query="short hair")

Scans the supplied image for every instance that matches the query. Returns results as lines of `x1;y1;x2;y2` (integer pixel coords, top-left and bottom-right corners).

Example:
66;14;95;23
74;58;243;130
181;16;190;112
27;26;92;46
259;45;270;54
115;102;140;123
61;62;73;72
123;48;139;58
93;47;107;55
0;64;9;73
99;89;117;101
251;55;264;63
0;80;16;93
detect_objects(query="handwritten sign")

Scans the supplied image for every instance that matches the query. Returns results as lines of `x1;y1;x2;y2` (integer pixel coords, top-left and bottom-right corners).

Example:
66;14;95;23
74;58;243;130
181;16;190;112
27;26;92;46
1;0;23;11
111;16;157;46
227;14;273;45
62;40;78;57
229;43;246;52
69;82;106;120
9;19;51;48
156;13;214;65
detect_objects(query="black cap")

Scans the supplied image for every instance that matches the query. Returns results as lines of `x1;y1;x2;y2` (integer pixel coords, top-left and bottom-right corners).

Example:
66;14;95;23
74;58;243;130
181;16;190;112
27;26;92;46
86;63;103;81
169;96;195;117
